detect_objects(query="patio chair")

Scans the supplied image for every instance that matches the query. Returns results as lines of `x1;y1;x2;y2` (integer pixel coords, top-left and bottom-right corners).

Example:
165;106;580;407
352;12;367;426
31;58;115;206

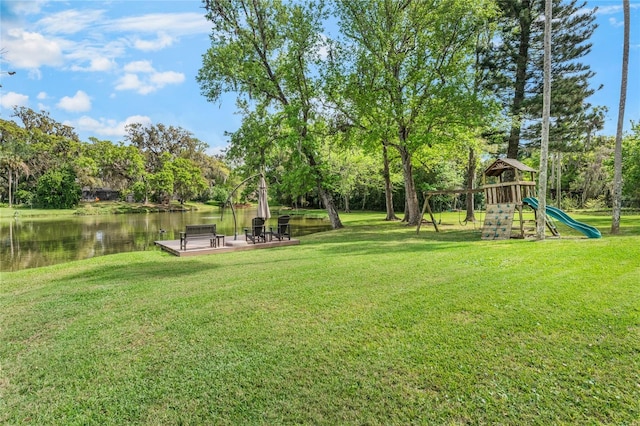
244;217;269;244
270;215;291;241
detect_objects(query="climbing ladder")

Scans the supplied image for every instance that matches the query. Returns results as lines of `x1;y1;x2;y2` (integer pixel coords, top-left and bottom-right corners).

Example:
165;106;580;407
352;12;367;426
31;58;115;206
482;203;516;240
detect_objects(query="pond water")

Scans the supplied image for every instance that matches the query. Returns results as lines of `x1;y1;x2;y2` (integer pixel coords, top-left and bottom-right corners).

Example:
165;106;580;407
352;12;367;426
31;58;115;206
0;207;331;272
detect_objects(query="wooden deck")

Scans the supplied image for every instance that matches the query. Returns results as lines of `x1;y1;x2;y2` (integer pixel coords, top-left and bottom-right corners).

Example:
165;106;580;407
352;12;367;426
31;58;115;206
155;236;300;257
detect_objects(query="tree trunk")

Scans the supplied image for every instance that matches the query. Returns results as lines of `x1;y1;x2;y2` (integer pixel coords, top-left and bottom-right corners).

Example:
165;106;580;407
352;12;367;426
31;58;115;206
402;200;409;223
396;145;420;226
304;148;343;229
611;0;629;234
343;194;351;213
465;147;476;222
382;141;399;221
556;152;562;209
319;186;343;229
7;167;13;208
537;0;552;240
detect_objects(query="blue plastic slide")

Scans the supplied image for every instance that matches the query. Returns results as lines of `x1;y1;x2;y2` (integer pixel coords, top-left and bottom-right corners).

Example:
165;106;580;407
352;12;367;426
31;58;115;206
523;197;602;239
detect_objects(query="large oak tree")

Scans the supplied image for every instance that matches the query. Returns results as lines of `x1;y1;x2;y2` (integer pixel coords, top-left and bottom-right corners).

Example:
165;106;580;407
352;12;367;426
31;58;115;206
197;0;343;229
333;0;495;225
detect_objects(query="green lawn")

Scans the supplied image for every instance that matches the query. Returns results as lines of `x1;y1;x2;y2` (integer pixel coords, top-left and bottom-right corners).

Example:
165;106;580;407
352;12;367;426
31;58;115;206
1;212;639;424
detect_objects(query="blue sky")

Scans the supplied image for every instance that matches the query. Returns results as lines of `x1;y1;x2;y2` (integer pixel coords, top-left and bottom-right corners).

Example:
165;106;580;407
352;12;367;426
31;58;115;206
0;0;638;156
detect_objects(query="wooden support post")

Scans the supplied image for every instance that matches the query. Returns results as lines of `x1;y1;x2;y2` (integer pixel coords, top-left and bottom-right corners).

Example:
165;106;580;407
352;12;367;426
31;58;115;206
417;194;439;234
417;188;484;235
517;204;524;238
425;196;439;233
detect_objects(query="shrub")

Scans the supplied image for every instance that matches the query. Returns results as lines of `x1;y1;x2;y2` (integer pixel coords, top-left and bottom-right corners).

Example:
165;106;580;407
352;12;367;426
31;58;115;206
35;167;81;209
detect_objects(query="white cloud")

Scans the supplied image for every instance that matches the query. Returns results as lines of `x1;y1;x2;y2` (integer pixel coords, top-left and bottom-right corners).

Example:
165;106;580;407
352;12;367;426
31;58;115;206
115;73;150;93
37;92;48;100
4;29;64;69
108;13;210;37
608;17;625;28
594;5;623;15
65;40;125;72
591;3;640;17
0;91;29;109
150;71;185;87
27;69;43;80
73;114;152;137
37;9;105;35
116;73;142;89
91;57;116;72
134;32;174;51
124;60;155;73
116;61;185;94
71;56;116;72
3;10;207;73
57;90;92;112
9;0;46;15
123;115;153;128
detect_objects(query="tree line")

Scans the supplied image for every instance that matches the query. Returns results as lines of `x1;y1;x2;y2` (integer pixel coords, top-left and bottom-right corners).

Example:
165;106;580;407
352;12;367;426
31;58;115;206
0;107;229;208
1;0;638;219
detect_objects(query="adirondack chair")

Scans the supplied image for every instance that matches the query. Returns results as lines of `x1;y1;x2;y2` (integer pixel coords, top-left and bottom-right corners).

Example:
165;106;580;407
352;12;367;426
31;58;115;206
270;215;291;241
244;217;269;243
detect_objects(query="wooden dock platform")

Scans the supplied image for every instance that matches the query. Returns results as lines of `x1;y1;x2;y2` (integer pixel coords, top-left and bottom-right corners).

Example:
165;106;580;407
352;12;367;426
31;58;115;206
154;237;300;257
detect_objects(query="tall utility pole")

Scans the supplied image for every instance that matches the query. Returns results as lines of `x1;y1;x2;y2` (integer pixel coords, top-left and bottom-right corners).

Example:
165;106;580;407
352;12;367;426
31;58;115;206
537;0;552;240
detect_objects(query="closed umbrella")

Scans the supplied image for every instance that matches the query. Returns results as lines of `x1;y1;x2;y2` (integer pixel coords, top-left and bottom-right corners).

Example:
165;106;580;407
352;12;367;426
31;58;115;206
257;174;271;220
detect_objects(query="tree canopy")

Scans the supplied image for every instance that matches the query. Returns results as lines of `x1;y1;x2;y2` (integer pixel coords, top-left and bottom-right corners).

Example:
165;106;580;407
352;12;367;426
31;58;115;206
1;1;633;218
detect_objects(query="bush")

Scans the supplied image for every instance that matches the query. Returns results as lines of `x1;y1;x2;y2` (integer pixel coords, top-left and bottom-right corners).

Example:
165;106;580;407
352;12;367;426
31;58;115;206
559;195;578;211
35;167;81;209
584;195;608;210
210;185;230;206
14;190;34;206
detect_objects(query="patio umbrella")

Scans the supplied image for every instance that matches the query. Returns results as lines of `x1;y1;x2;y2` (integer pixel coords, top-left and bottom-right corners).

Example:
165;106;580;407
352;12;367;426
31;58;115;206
257;174;271;220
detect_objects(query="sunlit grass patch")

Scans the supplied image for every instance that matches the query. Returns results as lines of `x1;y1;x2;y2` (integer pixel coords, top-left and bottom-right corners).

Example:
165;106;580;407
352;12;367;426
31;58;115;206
2;212;639;424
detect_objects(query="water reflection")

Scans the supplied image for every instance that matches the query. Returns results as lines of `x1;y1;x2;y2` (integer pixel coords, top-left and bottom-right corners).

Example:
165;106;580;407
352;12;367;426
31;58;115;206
1;208;331;272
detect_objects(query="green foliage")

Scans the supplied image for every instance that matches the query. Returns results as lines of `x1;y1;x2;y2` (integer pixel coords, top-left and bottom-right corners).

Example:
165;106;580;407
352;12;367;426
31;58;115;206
0;4;619;219
0;114;229;207
210;185;229;206
85;138;146;191
333;0;497;224
125;122;208;173
482;0;600;157
584;195;608;210
622;123;640;205
72;154;99;188
147;156;175;203
12;106;80;141
0;118;31;206
14;189;34;206
130;180;147;203
198;0;343;227
35;166;81;209
170;157;208;202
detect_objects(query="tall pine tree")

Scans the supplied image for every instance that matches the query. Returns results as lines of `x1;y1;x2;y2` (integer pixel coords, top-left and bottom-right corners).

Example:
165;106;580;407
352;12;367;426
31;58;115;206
483;0;598;159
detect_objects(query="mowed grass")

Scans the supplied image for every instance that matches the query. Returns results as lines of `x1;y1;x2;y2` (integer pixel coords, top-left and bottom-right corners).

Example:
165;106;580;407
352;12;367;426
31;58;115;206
1;212;639;424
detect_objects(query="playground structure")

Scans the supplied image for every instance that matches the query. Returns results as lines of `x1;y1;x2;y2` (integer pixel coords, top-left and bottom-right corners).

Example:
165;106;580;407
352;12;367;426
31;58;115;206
418;158;601;239
481;158;538;239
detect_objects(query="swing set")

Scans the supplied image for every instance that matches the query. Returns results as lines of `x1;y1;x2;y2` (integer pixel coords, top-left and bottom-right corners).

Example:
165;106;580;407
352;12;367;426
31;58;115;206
416;158;539;239
416;188;484;234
